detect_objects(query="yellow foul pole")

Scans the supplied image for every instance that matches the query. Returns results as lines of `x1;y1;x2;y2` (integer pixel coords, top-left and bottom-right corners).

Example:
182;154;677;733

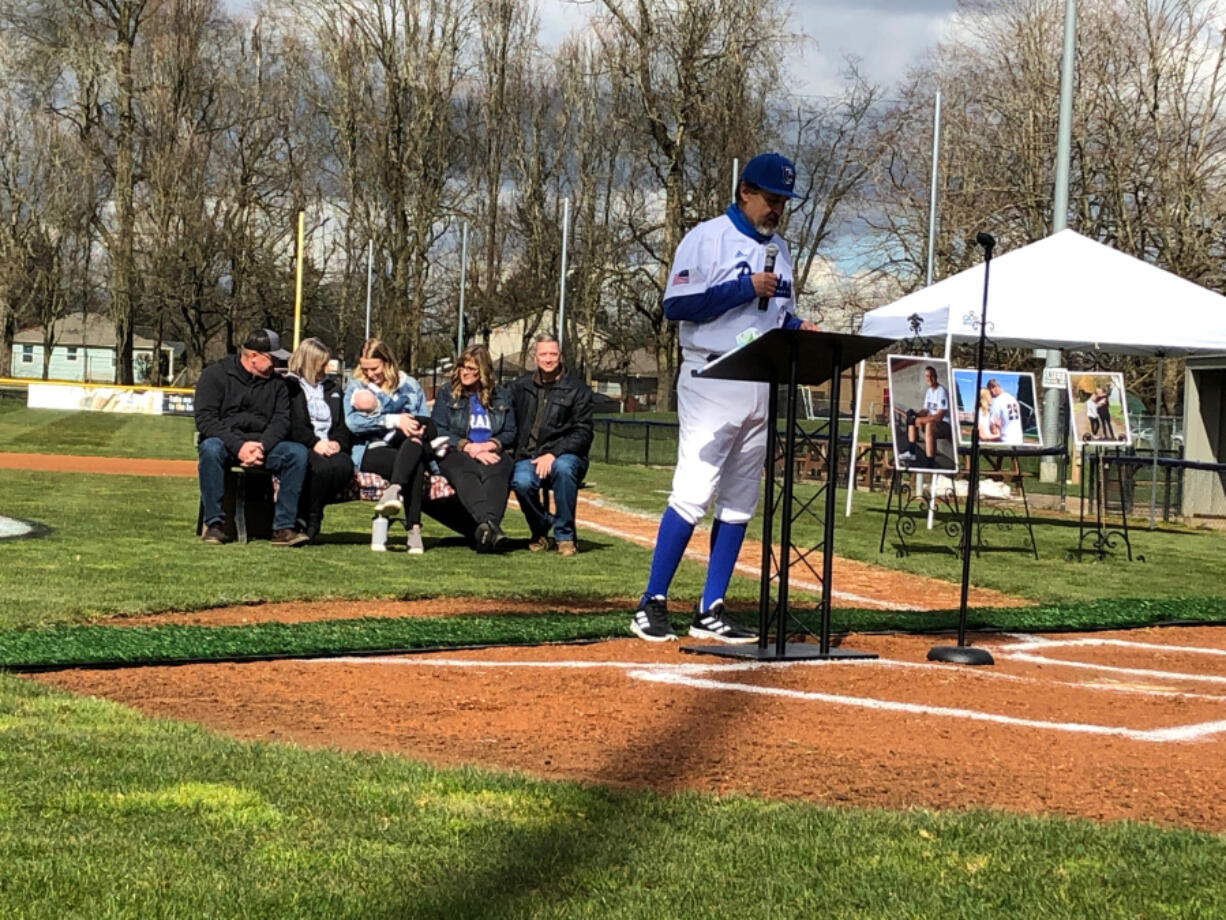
293;211;305;348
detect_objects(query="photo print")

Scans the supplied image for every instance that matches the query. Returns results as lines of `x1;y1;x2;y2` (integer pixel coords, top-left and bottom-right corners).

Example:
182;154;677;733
887;355;959;473
952;369;1042;448
1068;371;1131;447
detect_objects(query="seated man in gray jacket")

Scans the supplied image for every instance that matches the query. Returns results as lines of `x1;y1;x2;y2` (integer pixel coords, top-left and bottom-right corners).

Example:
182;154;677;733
509;335;594;556
194;328;309;546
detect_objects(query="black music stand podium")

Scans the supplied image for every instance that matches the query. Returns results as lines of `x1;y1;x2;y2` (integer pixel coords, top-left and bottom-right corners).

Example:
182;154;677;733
680;329;892;662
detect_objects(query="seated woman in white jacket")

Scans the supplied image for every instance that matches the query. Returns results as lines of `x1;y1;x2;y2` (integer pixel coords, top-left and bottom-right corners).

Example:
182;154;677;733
343;338;434;554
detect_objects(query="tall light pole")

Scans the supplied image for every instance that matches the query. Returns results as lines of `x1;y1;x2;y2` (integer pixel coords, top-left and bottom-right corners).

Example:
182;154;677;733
364;239;373;341
557;198;570;353
926;90;942;288
457;222;468;356
1042;0;1077;483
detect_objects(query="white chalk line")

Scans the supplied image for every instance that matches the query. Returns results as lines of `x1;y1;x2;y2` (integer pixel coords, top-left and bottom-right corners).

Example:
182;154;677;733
1003;635;1226;657
998;653;1226;686
324;651;1226;699
627;670;1226;743
322;656;766;675
316;648;1226;743
869;655;1226;702
574;503;905;611
991;635;1226;685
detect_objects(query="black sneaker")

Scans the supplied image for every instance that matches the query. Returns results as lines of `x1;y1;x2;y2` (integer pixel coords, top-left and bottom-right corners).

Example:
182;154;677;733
474;522;493;553
689;601;757;644
630;596;677;642
201;522;226;545
488;523;509;553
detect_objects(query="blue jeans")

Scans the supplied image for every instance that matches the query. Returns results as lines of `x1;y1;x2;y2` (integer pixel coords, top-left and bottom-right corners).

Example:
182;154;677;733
198;437;309;531
511;454;588;543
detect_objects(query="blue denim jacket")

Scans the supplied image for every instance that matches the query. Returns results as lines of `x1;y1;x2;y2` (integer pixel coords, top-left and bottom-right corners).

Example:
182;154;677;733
432;384;517;451
344;373;428;468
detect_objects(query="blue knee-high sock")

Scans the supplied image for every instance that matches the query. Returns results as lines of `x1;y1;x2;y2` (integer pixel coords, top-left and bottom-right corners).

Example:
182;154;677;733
701;518;747;612
642;506;695;603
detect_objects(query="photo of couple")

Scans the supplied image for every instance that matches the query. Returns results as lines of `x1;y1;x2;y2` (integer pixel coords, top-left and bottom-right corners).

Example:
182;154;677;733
1067;372;1131;447
951;369;1042;448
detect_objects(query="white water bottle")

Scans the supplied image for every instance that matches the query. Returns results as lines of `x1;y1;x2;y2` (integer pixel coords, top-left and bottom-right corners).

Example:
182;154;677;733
370;515;390;551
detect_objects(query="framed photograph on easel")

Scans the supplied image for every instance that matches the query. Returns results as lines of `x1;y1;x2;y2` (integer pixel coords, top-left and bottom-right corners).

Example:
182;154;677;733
952;369;1042;448
887;355;958;473
1067;371;1131;447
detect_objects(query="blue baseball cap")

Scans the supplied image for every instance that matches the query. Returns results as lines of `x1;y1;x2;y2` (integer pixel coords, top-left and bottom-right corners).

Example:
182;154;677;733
740;152;800;199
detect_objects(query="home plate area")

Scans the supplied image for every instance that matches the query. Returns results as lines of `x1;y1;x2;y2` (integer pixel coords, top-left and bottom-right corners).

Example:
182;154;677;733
316;630;1226;744
35;625;1226;830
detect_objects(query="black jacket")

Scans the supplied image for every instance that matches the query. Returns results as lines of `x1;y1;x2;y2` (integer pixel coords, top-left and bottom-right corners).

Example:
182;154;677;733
509;370;594;460
285;375;352;453
194;354;292;455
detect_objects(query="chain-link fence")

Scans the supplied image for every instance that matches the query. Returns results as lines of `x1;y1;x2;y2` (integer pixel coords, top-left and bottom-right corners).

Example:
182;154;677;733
592;419;681;466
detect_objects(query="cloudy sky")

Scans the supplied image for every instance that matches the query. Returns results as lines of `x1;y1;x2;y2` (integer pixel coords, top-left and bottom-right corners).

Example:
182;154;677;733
538;0;963;96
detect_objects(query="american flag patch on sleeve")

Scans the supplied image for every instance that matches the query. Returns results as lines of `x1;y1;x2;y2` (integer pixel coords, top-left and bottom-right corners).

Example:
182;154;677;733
671;269;690;285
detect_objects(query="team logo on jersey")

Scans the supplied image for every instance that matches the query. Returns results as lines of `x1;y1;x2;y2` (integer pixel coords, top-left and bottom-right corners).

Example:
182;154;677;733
735;261;751;277
671;269;690;285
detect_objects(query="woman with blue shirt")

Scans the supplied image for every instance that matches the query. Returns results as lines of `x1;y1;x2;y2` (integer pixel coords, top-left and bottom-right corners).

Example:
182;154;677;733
432;344;517;552
344;338;434;554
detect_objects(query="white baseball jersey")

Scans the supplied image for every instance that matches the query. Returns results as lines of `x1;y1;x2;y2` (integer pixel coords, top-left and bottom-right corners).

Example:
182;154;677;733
924;385;949;416
665;213;795;356
661;211;795;525
989;391;1023;444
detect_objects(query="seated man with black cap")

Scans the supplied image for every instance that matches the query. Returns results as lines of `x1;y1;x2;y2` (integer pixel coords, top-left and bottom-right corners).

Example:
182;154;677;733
195;328;310;546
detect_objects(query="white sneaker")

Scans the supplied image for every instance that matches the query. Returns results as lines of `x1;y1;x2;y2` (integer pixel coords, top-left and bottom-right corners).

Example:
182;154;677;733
896;450;916;462
406;524;424;555
374;484;403;518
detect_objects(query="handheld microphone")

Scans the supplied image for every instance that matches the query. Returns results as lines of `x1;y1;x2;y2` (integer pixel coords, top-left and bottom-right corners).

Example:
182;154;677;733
758;242;779;311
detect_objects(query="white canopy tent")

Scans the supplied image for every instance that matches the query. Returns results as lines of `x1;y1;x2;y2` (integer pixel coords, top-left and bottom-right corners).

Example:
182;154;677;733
860;229;1226;356
847;229;1226;522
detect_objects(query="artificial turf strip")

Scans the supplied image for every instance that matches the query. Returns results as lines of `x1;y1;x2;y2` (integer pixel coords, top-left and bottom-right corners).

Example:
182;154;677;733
3;672;1226;920
4;597;1226;670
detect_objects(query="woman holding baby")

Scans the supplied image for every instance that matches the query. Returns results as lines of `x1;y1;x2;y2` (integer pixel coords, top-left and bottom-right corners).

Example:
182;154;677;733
344;338;434;554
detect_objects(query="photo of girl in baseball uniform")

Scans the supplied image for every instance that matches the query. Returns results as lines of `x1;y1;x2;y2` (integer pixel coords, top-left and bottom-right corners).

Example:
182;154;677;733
887;355;958;474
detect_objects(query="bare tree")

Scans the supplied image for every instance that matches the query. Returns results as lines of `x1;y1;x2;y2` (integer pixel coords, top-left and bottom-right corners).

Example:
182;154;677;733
296;0;470;368
595;0;792;409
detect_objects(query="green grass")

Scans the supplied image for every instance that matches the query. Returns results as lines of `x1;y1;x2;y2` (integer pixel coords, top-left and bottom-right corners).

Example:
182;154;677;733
3;673;1226;920
0;397;197;460
588;464;1226;605
0;468;768;626
3;402;1226;916
6;597;1226;669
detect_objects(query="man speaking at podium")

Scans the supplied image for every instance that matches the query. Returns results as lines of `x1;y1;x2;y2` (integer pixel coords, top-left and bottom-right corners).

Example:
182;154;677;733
630;152;820;643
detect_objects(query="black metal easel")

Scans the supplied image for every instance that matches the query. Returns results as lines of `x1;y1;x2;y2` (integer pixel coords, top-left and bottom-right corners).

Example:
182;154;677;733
879;468;962;557
680;329;891;662
1074;445;1136;561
